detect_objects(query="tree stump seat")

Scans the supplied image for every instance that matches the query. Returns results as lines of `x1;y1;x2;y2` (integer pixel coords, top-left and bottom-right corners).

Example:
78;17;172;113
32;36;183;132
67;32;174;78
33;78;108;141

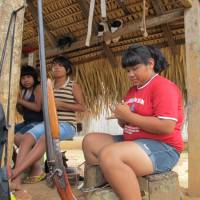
83;165;181;200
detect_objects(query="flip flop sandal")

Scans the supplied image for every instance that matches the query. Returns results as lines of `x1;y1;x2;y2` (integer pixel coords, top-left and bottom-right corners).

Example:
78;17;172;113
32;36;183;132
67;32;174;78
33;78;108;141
22;172;46;184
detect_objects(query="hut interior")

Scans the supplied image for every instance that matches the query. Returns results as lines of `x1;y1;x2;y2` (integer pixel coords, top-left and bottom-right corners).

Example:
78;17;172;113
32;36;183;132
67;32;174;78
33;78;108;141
1;1;200;199
21;0;190;116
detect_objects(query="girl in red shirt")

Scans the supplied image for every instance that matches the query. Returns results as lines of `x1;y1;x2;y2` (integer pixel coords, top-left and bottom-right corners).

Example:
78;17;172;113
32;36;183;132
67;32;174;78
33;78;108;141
82;44;183;200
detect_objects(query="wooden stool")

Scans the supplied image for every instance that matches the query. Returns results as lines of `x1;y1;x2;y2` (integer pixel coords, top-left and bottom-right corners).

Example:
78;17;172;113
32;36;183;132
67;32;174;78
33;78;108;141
83;165;181;200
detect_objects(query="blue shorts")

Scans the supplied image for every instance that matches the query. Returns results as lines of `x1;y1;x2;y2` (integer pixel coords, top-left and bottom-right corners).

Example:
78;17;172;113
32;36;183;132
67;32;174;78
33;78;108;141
113;135;180;174
27;122;76;141
15;122;41;134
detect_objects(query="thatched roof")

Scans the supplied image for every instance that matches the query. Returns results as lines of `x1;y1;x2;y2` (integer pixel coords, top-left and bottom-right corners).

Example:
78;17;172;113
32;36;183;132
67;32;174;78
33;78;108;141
22;0;189;115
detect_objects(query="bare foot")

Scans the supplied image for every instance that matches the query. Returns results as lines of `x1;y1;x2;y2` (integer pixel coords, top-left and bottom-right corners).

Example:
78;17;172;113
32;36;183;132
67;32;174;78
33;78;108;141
14;189;32;200
10;180;22;192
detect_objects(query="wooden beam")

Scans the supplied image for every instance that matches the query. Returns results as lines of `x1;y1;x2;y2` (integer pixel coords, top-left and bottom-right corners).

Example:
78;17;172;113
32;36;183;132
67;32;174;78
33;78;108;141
115;0;131;15
102;43;118;68
184;0;200;197
151;0;176;54
22;9;184;59
76;0;97;33
109;9;183;40
26;0;56;48
180;0;193;8
22;38;185;66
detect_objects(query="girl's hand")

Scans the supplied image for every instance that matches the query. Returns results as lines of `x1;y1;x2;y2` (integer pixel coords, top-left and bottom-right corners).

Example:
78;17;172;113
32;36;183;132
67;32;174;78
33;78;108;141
118;119;126;128
114;102;132;121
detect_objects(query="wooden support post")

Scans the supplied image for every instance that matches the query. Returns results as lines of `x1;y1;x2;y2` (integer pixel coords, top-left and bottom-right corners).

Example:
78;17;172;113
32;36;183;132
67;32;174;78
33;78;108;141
184;0;200;197
0;0;25;164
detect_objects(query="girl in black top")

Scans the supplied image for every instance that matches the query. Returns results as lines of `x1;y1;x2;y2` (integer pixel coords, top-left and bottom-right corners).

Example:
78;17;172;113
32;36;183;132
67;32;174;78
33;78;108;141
15;65;43;146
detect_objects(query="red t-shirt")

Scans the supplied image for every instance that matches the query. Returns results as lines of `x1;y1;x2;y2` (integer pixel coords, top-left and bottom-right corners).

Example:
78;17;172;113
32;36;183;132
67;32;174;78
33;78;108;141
123;74;184;152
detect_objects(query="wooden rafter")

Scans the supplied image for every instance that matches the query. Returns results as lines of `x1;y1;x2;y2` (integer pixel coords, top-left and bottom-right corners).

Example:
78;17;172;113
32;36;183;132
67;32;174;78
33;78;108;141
22;38;185;65
102;42;118;68
180;0;192;8
77;0;118;68
76;0;97;32
22;9;183;59
26;0;56;47
115;0;131;15
151;0;176;54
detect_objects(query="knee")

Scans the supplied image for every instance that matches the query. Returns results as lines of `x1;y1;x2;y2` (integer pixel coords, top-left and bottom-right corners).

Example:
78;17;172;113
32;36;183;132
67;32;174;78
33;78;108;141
20;133;35;146
82;132;97;152
99;146;118;169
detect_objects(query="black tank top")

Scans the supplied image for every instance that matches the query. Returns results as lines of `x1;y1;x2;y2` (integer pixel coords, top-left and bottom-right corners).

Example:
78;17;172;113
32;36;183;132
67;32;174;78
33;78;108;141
22;89;43;123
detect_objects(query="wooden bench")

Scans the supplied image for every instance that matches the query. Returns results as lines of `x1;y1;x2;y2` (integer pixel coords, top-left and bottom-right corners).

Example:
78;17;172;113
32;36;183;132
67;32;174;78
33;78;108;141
83;165;181;200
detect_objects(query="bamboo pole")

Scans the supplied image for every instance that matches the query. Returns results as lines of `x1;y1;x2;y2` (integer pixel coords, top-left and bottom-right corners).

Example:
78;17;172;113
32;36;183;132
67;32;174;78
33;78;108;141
0;0;25;164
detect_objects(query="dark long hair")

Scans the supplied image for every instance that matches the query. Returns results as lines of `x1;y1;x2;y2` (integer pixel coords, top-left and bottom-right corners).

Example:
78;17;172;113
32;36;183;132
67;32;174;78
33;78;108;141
20;65;39;88
122;44;169;73
52;56;72;75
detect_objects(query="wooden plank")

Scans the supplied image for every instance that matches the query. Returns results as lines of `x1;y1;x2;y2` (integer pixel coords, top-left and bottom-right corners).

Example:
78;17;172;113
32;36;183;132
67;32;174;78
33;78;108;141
151;0;176;54
180;0;193;8
27;0;56;48
184;0;200;197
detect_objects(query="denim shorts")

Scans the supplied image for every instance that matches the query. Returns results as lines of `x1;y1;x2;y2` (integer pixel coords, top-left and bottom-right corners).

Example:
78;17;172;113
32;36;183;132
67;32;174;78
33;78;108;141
113;135;180;174
27;122;76;141
15;122;40;134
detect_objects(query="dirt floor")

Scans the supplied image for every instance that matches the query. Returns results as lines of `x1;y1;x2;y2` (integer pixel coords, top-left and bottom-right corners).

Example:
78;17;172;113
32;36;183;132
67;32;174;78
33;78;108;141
20;137;188;200
22;137;85;200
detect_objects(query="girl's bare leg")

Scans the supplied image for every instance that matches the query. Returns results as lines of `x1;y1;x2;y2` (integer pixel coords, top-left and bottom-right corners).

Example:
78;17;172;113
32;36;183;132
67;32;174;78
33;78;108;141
82;133;154;200
11;135;46;189
82;132;116;165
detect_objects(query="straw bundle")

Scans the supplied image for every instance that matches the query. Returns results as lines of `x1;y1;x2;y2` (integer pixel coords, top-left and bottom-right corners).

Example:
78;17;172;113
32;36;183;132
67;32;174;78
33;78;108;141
161;44;187;99
75;56;131;118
